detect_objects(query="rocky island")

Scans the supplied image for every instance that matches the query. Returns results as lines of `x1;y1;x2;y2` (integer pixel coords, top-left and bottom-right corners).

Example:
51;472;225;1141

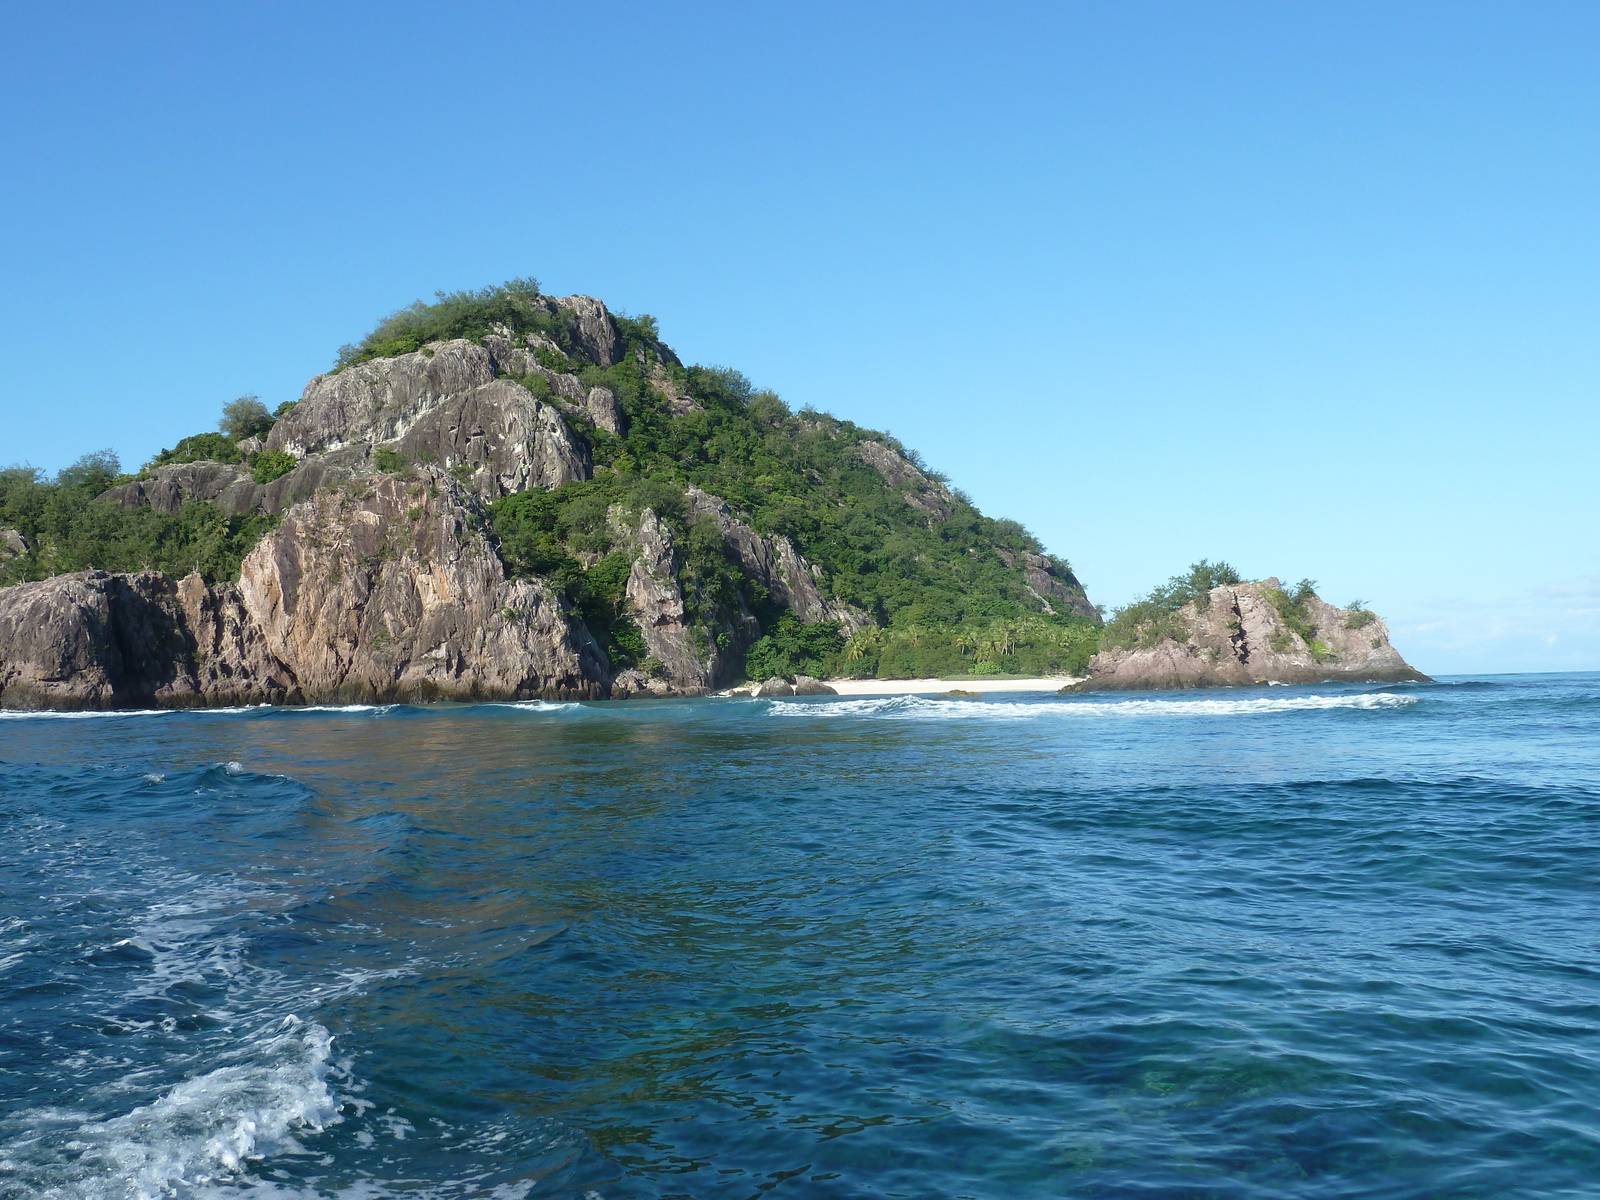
1072;563;1427;690
0;281;1101;709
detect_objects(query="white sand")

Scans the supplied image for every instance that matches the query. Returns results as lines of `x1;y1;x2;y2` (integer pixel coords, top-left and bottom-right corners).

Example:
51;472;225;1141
821;676;1080;696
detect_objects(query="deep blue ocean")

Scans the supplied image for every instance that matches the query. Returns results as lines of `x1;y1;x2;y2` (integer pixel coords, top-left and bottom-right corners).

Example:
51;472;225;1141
1;675;1597;1199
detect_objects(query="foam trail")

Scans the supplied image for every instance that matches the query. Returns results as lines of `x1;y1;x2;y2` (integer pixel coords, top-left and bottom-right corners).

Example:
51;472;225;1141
31;1018;340;1200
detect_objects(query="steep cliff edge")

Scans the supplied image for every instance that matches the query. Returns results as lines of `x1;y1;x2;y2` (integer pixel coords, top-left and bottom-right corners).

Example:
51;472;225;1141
1074;577;1427;690
1;281;1099;707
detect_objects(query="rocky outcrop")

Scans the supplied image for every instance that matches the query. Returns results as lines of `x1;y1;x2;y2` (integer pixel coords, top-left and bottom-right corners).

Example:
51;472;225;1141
0;570;296;709
856;440;954;521
5;289;1109;708
995;548;1098;621
1073;579;1428;691
683;487;871;633
270;341;590;501
0;470;609;709
615;507;767;695
235;470;606;703
550;294;622;367
623;508;715;694
583;387;625;437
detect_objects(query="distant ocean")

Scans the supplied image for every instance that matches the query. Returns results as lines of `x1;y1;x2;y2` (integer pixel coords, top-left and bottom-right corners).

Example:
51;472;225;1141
2;675;1597;1199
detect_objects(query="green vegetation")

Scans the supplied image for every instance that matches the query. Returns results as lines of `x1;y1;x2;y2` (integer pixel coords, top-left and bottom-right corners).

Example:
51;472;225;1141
251;450;297;484
1264;579;1337;660
1102;560;1242;650
1344;600;1376;630
490;481;659;669
0;453;278;587
219;395;274;442
149;432;242;468
744;615;847;680
332;278;586;371
481;334;1101;680
146;394;299;475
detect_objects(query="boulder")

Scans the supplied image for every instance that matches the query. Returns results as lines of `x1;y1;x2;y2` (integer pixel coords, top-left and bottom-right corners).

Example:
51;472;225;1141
754;677;795;697
0;528;26;560
792;675;837;695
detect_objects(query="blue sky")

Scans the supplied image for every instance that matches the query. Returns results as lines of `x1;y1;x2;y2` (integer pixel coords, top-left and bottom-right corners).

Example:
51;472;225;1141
2;2;1595;674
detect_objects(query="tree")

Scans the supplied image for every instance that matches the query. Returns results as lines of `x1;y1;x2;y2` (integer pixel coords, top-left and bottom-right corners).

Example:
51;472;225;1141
219;395;273;442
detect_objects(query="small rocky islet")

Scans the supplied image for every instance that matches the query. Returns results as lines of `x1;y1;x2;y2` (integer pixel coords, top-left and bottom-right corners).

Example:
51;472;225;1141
0;283;1422;709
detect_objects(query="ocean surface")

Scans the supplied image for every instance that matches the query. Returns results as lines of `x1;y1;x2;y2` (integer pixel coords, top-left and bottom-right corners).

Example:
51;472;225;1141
1;675;1597;1199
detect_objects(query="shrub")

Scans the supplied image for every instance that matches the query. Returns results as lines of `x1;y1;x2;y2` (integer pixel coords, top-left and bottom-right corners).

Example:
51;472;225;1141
372;447;407;473
333;279;549;370
148;433;240;469
744;614;846;681
250;450;297;484
0;457;278;587
1264;583;1320;649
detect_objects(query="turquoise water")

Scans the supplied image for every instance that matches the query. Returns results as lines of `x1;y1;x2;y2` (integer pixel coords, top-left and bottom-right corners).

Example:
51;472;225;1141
1;676;1597;1198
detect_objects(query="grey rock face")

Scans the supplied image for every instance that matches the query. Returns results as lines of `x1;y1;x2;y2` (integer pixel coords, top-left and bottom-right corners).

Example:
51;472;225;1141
683;487;872;633
856;440;954;521
0;471;610;709
238;470;607;702
550;295;622;367
995;548;1099;622
0;570;295;710
623;509;715;695
390;379;590;499
269;341;498;456
102;461;256;515
754;677;795;697
585;387;625;436
791;675;837;695
0;528;27;559
1074;580;1429;690
264;341;590;505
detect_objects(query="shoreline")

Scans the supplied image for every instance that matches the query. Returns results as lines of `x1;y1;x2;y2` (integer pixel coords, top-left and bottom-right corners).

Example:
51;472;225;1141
817;676;1080;696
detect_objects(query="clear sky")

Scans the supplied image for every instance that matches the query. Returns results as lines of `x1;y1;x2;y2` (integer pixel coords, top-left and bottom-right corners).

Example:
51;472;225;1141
2;2;1595;675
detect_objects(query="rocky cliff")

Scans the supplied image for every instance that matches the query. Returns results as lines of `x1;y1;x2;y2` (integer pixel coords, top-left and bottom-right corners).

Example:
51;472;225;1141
1073;578;1427;690
1;286;1098;708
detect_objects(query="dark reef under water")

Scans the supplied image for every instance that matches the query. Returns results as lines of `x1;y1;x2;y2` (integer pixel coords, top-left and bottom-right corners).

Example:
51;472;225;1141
1;675;1597;1198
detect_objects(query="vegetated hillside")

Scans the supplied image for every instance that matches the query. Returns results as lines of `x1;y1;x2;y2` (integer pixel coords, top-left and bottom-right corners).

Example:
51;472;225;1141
0;281;1099;686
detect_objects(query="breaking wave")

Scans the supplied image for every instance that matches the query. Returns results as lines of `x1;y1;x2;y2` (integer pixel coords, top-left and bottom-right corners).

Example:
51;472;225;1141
765;691;1420;721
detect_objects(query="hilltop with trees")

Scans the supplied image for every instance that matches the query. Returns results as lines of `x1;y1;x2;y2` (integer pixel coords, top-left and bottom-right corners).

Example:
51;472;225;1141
0;281;1104;704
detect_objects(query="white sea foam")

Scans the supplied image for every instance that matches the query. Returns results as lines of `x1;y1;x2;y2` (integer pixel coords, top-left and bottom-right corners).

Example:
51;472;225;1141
0;708;182;720
765;692;1419;721
492;701;585;714
62;1016;341;1199
0;703;393;720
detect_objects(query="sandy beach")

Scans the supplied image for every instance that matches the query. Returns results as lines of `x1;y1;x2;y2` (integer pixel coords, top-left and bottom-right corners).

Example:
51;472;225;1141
821;676;1080;696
